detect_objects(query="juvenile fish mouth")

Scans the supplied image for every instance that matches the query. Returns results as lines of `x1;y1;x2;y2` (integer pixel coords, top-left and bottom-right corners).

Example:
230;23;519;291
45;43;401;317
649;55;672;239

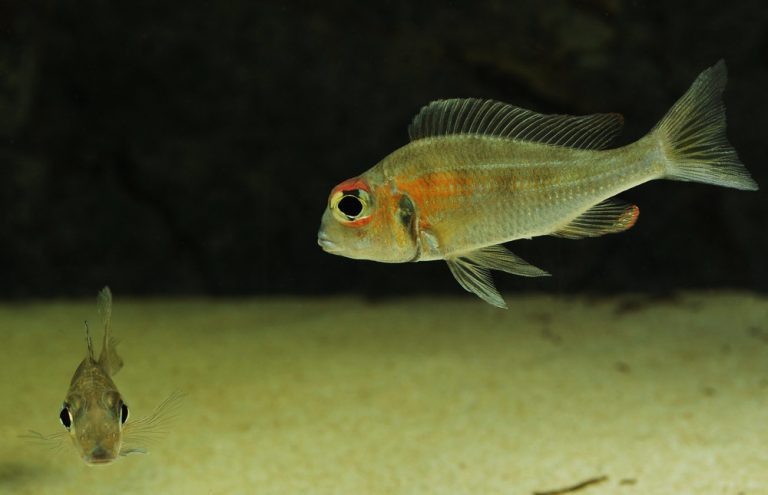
85;454;115;465
85;445;116;465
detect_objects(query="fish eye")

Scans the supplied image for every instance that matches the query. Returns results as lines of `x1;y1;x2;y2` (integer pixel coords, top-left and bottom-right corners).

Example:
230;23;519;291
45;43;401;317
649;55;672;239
331;189;370;222
59;403;72;431
338;195;363;217
120;401;129;424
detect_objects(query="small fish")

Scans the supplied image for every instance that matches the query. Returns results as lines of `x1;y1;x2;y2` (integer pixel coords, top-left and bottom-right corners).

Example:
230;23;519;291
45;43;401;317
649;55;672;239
39;287;181;465
318;61;758;308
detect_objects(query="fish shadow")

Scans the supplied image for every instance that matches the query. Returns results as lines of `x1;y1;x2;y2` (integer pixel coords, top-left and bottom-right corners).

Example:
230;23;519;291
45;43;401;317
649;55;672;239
0;461;48;489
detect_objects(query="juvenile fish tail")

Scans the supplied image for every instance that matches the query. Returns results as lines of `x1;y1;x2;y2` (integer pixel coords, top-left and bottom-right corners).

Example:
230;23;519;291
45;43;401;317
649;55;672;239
655;60;758;191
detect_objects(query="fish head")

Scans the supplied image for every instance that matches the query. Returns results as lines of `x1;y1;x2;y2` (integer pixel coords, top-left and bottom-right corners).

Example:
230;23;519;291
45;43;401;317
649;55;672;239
318;175;419;263
61;389;129;465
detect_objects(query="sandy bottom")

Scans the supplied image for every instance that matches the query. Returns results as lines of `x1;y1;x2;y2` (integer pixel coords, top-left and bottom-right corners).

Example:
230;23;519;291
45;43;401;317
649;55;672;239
2;292;767;495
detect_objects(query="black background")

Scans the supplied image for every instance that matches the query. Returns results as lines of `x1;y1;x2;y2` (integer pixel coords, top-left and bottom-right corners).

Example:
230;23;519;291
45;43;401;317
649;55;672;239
1;1;766;298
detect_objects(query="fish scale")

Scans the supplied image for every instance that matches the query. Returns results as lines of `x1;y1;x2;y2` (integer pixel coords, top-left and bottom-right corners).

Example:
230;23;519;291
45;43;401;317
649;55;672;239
386;137;654;253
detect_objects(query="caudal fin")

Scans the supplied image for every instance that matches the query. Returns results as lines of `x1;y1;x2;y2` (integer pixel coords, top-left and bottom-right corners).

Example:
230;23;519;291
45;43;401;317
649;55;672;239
655;60;758;191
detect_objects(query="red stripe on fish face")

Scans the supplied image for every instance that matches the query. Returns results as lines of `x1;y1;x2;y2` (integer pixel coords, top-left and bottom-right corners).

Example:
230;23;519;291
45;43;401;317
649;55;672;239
345;215;373;227
331;177;370;196
328;177;374;228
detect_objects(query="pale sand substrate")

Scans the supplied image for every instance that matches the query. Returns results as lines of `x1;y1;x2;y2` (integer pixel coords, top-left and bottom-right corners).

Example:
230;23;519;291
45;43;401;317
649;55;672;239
1;292;767;495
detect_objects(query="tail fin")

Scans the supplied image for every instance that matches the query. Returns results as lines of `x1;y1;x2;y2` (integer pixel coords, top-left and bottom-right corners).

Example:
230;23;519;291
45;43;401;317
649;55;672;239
655;60;758;191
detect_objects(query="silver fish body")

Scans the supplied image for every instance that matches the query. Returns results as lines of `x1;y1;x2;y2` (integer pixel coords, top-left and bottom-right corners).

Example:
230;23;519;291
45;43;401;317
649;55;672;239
318;61;758;308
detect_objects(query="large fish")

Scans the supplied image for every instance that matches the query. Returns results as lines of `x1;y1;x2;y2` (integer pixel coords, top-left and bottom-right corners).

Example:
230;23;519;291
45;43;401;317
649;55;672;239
317;61;758;308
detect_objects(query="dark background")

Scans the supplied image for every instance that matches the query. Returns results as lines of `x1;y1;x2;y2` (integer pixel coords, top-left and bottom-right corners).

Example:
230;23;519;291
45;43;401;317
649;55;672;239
0;1;766;299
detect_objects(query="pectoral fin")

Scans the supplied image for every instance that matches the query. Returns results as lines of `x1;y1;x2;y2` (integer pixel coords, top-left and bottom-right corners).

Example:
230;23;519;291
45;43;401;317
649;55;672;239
446;245;549;309
119;447;148;456
552;199;639;239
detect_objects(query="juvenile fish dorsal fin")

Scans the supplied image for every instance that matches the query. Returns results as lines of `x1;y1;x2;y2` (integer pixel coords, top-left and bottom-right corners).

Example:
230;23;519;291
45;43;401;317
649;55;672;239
97;286;124;376
445;245;549;309
84;320;95;360
552;199;639;239
408;98;623;150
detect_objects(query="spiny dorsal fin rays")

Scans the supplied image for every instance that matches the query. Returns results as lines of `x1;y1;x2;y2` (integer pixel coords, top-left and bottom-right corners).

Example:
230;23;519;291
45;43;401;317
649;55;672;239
84;320;95;360
445;245;549;309
408;98;624;150
551;199;640;239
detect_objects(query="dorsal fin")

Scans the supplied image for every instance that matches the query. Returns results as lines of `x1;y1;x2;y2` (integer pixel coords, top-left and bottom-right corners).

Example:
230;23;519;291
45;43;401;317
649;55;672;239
408;98;623;150
97;286;124;376
84;321;95;360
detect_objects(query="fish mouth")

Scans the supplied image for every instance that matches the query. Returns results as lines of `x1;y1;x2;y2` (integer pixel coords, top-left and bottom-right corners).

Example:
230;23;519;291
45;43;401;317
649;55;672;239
84;446;117;465
317;233;339;253
84;454;115;465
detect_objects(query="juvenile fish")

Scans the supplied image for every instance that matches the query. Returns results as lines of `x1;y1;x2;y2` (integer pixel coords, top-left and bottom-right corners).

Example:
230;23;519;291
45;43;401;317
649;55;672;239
317;60;758;308
54;287;179;464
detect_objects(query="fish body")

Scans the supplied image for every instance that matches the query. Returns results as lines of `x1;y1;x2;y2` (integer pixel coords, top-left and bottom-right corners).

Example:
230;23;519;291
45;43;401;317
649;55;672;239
318;61;758;307
374;135;654;260
63;358;125;464
60;287;129;464
56;287;183;465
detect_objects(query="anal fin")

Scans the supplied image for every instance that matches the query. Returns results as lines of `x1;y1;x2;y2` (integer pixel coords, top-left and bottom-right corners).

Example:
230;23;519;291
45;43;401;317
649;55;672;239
552;199;639;239
446;245;549;309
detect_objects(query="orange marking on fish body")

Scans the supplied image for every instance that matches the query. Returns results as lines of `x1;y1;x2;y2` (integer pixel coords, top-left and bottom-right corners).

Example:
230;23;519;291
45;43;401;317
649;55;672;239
398;171;474;199
623;205;640;229
396;172;467;219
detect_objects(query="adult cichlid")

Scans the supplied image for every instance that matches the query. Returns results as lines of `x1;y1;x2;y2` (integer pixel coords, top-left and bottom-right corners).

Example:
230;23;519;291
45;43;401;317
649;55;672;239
317;61;758;308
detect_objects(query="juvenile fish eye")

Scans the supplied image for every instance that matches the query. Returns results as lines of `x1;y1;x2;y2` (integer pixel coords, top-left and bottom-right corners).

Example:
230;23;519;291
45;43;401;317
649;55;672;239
120;402;129;424
41;287;181;465
59;404;72;430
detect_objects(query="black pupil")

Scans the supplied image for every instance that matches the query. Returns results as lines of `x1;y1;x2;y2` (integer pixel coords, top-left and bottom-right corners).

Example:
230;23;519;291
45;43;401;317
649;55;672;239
338;194;363;218
120;402;129;424
60;406;71;429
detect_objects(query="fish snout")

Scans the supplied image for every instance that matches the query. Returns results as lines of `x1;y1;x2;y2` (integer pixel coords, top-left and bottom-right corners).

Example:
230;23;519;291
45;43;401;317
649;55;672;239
317;231;338;253
85;445;116;465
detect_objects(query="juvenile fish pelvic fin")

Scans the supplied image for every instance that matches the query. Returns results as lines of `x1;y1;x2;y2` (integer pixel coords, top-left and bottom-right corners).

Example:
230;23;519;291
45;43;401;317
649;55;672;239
655;60;758;191
552;199;639;239
445;245;549;309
